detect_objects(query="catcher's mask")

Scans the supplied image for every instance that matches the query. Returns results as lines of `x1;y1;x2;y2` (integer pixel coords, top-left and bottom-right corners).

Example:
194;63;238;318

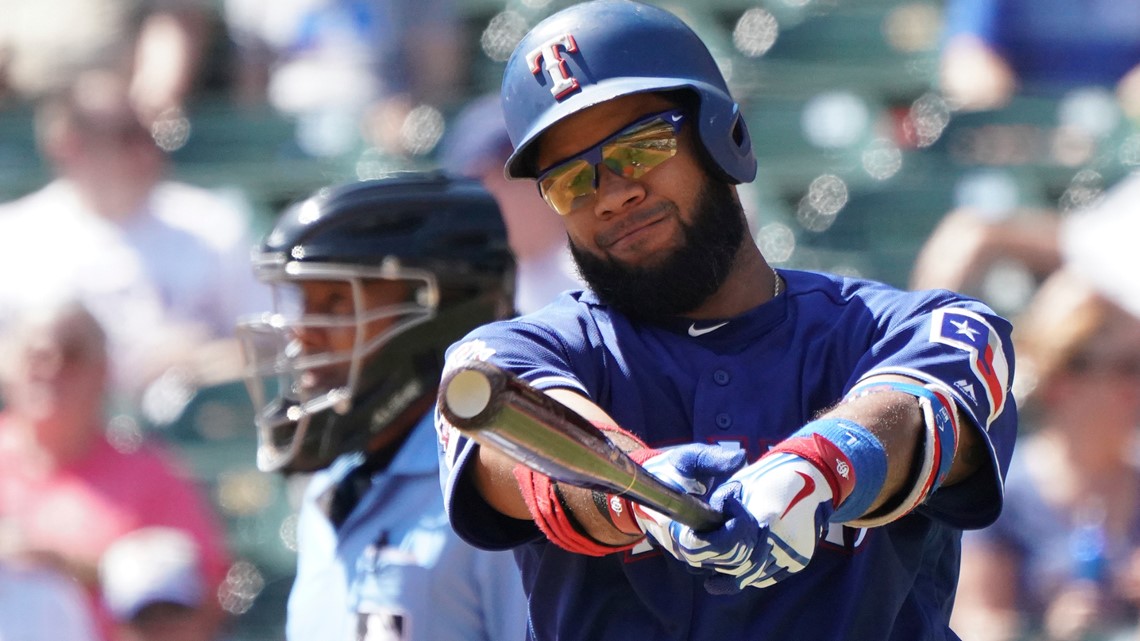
237;173;515;473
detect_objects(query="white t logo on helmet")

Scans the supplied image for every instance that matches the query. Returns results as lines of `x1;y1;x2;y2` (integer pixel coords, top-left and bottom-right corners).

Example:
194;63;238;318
526;34;580;100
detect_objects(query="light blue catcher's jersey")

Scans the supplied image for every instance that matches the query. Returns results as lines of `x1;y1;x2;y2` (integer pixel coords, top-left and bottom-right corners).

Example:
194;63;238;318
437;269;1017;641
289;413;528;641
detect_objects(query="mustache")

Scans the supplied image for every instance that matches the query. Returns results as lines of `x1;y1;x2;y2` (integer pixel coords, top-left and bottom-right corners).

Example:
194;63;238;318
593;202;676;249
571;178;745;321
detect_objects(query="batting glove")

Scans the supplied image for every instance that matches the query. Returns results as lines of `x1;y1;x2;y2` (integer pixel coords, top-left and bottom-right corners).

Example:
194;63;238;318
636;449;836;592
625;444;746;553
637;418;888;593
705;451;836;592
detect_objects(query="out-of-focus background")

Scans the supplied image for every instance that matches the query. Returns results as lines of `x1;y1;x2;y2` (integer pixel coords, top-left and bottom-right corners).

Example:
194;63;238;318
5;0;1134;308
0;1;1137;640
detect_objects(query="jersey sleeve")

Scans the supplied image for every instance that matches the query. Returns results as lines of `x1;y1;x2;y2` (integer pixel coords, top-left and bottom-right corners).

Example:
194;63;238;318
436;309;599;550
848;289;1018;530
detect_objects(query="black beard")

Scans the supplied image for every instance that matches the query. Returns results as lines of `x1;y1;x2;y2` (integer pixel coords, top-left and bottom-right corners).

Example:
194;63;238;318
570;180;746;322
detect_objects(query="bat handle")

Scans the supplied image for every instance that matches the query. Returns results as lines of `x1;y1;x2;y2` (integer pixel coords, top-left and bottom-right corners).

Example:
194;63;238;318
441;361;725;530
630;471;725;531
660;497;724;532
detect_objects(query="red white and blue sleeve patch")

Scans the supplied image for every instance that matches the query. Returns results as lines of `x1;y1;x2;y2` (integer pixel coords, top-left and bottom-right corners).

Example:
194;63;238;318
928;307;1011;429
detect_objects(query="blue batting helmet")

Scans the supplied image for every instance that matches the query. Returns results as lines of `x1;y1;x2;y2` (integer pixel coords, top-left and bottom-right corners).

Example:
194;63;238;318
501;0;756;184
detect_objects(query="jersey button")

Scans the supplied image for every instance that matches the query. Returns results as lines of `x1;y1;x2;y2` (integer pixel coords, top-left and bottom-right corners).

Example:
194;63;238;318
713;369;731;385
715;413;732;429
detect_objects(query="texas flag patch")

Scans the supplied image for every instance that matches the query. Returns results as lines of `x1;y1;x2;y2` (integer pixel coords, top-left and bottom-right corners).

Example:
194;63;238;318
929;308;1010;428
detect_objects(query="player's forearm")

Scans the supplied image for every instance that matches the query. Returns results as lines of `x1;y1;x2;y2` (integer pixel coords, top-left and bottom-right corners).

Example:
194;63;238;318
472;443;531;520
468;390;648;546
821;374;982;519
821;385;923;515
470;421;642;545
536;388;649;544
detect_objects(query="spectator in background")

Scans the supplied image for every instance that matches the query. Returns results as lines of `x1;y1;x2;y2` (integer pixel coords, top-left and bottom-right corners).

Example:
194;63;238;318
0;68;270;399
100;527;221;641
951;268;1140;641
908;203;1061;308
1058;172;1140;321
0;299;231;641
440;93;583;315
223;0;464;159
910;171;1140;319
938;0;1140;115
0;559;101;641
0;0;211;123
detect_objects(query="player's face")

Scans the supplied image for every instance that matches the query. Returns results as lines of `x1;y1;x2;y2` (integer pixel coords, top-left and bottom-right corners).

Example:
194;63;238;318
535;93;709;268
535;93;746;320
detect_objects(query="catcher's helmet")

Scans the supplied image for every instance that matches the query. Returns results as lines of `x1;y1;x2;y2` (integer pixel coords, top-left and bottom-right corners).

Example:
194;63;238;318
501;0;755;183
237;173;515;473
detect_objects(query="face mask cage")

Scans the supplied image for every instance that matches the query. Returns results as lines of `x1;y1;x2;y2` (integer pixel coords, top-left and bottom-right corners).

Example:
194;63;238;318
236;257;439;471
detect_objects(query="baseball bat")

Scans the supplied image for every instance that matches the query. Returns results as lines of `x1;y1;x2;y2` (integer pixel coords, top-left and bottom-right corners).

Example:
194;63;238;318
438;359;723;531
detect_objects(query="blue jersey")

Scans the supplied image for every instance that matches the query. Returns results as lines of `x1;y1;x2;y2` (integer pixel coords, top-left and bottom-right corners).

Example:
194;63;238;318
289;412;528;641
437;269;1017;641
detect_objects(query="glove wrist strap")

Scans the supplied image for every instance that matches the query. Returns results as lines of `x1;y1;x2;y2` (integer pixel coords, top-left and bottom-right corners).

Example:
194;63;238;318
770;417;888;523
593;490;641;535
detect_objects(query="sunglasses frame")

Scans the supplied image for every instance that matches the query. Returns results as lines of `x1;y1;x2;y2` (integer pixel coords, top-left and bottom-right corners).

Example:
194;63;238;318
535;108;687;215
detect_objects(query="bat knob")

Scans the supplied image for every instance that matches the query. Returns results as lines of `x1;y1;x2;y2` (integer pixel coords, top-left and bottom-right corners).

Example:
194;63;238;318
443;366;494;420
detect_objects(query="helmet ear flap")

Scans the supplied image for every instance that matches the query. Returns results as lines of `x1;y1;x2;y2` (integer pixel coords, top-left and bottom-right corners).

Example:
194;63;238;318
674;88;755;185
721;109;756;183
732;113;750;149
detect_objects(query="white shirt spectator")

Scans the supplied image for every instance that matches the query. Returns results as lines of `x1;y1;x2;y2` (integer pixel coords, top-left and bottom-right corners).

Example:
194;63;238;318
1061;172;1140;320
0;178;270;394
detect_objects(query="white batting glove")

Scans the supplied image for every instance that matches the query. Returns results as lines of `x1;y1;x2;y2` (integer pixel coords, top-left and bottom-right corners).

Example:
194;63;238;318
717;451;836;590
645;450;837;593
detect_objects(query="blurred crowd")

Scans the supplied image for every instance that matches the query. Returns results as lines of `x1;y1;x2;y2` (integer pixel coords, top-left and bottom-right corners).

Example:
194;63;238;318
0;0;1137;640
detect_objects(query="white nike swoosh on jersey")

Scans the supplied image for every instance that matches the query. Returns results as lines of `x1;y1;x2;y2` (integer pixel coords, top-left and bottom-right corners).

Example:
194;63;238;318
671;114;683;122
687;321;729;337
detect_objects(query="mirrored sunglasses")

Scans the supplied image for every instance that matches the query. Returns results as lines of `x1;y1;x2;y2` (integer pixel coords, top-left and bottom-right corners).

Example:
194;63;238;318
536;108;686;215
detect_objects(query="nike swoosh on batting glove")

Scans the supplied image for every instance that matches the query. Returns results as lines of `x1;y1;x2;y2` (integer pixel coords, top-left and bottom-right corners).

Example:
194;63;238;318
660;418;885;593
710;451;836;593
660;450;836;594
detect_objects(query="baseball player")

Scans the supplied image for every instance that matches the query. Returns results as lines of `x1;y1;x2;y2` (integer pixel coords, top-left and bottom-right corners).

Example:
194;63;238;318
237;174;527;641
436;2;1018;640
